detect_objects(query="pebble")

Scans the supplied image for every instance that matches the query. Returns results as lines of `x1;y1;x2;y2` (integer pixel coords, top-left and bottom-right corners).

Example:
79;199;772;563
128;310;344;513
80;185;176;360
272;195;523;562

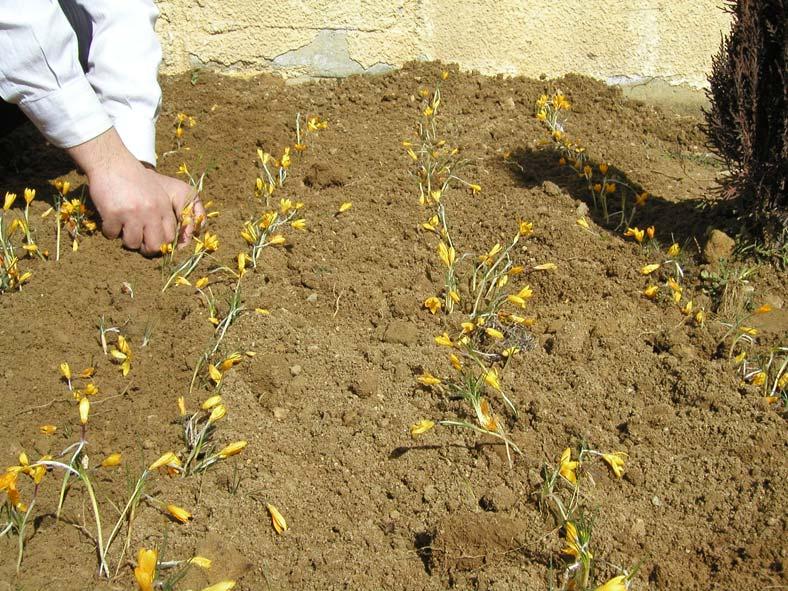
541;180;562;196
290;364;302;376
142;439;155;450
651;495;662;507
423;484;439;504
273;406;289;420
306;292;318;303
350;370;379;398
631;518;646;538
341;410;360;426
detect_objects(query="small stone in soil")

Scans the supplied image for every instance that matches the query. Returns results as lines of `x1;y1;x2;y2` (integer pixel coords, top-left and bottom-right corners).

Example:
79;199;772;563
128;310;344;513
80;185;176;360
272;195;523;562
350;370;378;398
541;180;562;196
423;484;439;504
290;364;302;376
382;320;418;346
631;518;647;538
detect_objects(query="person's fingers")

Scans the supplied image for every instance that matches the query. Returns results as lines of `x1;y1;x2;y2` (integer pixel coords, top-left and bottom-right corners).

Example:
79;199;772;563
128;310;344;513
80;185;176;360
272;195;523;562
141;219;168;257
177;187;202;245
160;211;177;247
193;193;206;221
102;218;122;240
121;222;144;251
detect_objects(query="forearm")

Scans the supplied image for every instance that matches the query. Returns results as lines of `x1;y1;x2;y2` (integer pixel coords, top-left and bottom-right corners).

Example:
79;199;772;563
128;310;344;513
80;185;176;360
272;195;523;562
81;0;162;165
65;128;142;180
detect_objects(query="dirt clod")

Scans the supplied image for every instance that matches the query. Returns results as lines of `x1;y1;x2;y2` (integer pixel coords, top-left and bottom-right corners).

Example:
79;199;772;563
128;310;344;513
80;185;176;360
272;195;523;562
703;228;736;264
383;320;419;346
432;512;528;573
303;161;348;188
350;369;379;398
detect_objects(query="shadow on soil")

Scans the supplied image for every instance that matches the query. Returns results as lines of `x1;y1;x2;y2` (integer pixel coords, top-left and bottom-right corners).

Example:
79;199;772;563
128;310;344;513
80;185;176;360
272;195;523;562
414;531;435;575
504;146;738;251
0;121;84;207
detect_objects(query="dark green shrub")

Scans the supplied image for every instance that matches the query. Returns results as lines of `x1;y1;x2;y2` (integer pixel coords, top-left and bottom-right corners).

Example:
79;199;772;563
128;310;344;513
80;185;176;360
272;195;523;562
704;0;786;241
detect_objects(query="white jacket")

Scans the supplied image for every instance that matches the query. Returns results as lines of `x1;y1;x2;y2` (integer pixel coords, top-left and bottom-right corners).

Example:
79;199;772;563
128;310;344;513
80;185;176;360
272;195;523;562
0;0;162;165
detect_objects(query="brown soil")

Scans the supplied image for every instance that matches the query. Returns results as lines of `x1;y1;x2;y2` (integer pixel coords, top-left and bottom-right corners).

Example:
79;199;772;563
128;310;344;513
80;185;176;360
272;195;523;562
0;63;785;591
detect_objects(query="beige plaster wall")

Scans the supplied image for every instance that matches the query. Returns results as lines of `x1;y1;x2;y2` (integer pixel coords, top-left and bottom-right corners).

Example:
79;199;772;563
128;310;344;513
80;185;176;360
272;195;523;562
154;0;731;90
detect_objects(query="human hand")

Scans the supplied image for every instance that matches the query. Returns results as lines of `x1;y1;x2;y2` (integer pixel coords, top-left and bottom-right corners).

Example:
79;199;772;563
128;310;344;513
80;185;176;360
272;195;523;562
143;168;205;245
66;128;203;255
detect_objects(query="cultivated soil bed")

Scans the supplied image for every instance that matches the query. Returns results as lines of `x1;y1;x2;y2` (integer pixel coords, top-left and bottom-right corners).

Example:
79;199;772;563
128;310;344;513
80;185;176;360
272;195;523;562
0;63;785;591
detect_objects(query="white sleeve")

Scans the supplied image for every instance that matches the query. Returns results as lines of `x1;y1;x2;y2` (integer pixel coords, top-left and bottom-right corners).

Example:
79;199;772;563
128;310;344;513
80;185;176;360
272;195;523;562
0;1;112;150
79;0;163;165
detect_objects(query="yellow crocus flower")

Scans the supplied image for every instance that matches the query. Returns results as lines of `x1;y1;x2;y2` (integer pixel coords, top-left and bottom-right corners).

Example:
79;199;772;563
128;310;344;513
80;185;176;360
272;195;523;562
640;263;661;275
201;394;222;410
594;575;628;591
166;504;192;523
134;548;157;591
3;192;16;210
189;556;212;569
559;447;579;485
410;419;435;437
601;451;627;478
417;373;441;386
79;397;90;425
217;441;248;459
437;242;455;268
207;365;222;384
485;327;504;340
624;227;644;243
148;451;180;471
423;296;442;314
100;453;122;468
434;333;453;347
267;503;288;533
483;369;501;390
208;404;226;424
